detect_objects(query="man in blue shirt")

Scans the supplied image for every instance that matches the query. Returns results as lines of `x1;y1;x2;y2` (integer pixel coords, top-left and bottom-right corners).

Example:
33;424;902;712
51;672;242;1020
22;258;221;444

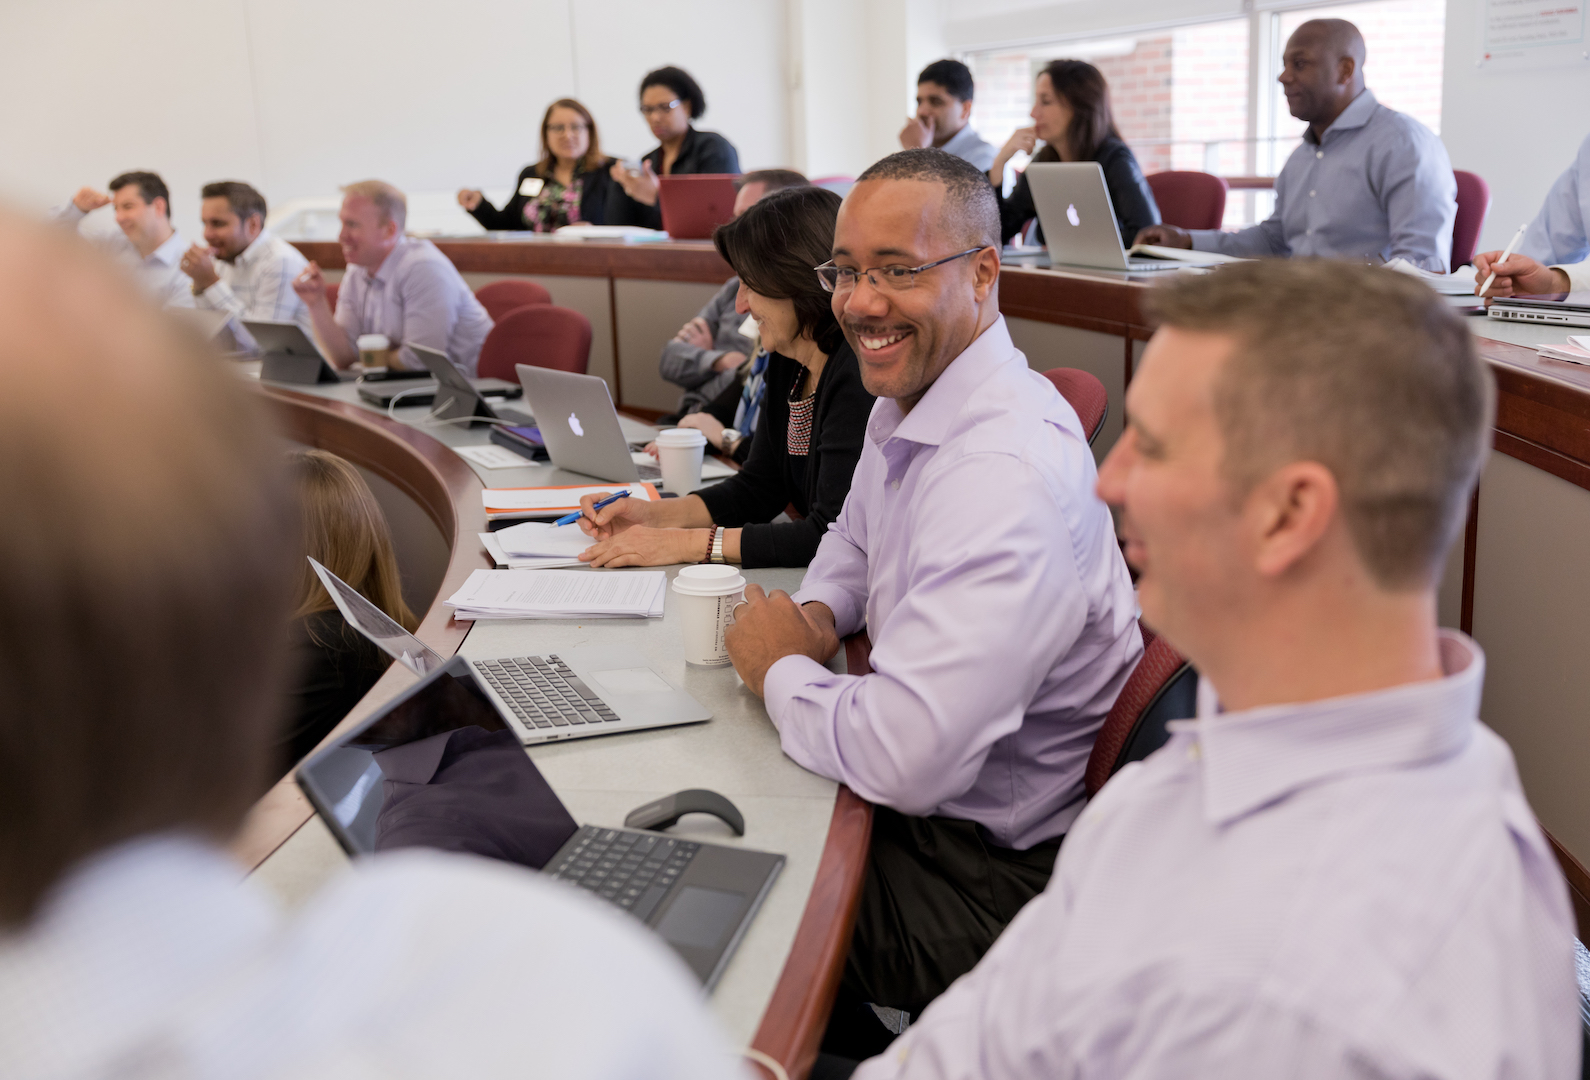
1473;133;1590;297
1136;19;1456;271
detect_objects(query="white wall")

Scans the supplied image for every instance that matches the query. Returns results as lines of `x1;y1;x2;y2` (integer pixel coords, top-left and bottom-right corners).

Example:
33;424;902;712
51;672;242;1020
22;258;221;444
0;0;790;242
1439;0;1590;253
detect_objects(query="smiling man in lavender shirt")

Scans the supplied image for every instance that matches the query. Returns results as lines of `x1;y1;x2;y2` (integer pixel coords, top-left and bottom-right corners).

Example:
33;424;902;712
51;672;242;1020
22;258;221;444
724;149;1141;1058
846;261;1579;1079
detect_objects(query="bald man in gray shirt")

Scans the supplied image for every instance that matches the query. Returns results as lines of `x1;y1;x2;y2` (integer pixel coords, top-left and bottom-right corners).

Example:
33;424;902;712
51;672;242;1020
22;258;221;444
1137;19;1456;271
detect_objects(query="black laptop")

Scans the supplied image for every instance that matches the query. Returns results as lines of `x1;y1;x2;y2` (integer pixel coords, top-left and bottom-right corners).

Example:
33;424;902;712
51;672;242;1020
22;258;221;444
296;653;784;989
243;319;352;384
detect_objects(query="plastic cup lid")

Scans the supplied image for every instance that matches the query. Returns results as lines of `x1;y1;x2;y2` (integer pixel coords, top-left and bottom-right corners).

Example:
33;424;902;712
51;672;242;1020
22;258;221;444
357;334;390;349
656;427;707;446
672;564;747;595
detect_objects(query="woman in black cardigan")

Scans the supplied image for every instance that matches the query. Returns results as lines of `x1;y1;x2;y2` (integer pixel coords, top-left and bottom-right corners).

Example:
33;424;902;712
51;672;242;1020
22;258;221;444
457;98;620;231
577;186;873;569
990;59;1160;246
607;66;742;231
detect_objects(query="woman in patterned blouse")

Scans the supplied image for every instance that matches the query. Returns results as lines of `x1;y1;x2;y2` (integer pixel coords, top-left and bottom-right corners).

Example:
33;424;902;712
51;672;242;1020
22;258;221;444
457;99;622;232
574;186;875;569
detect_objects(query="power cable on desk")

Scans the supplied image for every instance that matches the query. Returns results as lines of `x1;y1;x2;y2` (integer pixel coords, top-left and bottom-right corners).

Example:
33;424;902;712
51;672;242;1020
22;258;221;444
384;386;524;431
742;1048;790;1080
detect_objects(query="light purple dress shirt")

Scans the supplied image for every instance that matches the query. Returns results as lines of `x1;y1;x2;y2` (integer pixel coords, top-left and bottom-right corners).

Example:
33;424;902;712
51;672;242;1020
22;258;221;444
334;236;494;376
1190;89;1457;271
856;632;1580;1080
764;317;1142;849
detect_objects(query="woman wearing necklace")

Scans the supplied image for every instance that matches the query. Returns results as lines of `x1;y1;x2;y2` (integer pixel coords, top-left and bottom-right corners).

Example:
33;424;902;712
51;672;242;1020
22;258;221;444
607;66;741;231
576;186;873;569
457;98;620;232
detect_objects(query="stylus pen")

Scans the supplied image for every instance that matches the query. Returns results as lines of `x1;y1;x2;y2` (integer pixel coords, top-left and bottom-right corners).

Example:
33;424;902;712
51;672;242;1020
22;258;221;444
1479;222;1529;297
553;489;631;527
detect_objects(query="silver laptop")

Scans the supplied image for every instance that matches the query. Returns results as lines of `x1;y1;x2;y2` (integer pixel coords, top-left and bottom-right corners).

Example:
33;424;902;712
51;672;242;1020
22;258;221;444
515;364;660;483
1026;162;1227;273
308;557;710;744
243;319;350;383
1488;291;1590;329
409;343;536;426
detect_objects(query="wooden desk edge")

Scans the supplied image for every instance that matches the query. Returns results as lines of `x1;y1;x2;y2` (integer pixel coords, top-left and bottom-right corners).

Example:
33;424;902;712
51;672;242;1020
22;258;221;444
231;385;490;869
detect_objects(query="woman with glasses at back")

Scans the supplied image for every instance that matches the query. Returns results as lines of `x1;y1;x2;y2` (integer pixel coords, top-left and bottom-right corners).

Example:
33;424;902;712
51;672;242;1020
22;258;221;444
575;186;873;570
990;58;1161;247
607;66;741;231
457;98;621;231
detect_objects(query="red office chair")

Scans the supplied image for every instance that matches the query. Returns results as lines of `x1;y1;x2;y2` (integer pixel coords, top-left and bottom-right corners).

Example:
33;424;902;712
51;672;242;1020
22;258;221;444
1043;367;1109;446
1451;170;1491;269
325;281;339;313
1084;624;1198;797
475;279;553;322
476;304;592;381
1144;171;1228;231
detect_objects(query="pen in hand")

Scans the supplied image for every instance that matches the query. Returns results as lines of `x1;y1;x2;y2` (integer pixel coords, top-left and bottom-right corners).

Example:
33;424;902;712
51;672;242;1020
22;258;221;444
1478;222;1529;297
553;489;631;528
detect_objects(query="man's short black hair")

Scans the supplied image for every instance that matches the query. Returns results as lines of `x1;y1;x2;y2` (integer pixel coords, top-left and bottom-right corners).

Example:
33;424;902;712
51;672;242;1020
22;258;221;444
855;149;999;250
917;59;975;102
200;181;267;224
736;169;808;194
640;66;707;120
108;171;170;218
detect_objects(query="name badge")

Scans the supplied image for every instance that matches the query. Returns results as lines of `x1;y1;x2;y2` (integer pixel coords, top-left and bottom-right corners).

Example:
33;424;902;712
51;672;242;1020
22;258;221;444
518;177;545;198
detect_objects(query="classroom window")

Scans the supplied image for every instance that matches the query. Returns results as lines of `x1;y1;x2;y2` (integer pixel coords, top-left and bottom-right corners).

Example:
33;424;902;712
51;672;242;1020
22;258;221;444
964;0;1445;228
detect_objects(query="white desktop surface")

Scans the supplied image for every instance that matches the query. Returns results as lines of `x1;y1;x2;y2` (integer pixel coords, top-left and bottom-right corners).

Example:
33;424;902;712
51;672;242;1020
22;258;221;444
248;365;843;1045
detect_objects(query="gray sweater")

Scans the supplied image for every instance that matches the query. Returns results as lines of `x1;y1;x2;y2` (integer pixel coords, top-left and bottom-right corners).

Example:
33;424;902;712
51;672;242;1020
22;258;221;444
660;277;754;415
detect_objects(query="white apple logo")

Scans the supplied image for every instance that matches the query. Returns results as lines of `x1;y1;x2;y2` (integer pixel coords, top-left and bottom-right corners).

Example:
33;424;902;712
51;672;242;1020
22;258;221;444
1066;203;1081;227
567;412;584;436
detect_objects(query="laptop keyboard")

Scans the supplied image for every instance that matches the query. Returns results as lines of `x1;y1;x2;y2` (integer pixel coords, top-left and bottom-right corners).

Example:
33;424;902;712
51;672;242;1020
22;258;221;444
547;826;700;919
474;654;622;730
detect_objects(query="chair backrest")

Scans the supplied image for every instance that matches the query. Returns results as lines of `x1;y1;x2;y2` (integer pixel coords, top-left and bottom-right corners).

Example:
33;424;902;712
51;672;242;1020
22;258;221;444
1083;624;1198;797
476;304;592;382
1451;170;1491;270
1043;367;1109;446
1143;171;1228;232
325;281;339;314
475;279;553;322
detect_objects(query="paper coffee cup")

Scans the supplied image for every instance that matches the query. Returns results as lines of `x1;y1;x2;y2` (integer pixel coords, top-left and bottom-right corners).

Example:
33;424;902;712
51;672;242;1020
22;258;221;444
357;333;392;368
656;427;707;494
672;564;746;666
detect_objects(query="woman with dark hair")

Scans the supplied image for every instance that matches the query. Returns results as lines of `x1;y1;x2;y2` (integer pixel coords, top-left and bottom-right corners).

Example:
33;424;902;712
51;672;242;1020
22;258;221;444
607;66;742;231
576;187;874;569
990;59;1160;246
457;98;620;231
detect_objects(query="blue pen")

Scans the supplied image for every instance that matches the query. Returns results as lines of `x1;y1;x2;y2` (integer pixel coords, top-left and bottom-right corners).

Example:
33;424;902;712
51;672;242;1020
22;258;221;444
552;489;631;527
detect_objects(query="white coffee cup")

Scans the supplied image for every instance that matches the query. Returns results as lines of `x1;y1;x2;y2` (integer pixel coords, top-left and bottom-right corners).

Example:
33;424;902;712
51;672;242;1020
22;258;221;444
655;427;707;494
356;333;393;368
672;564;746;666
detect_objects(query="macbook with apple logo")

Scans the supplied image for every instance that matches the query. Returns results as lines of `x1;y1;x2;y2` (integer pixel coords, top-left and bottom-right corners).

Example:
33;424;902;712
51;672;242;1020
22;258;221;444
514;364;661;484
1024;162;1229;273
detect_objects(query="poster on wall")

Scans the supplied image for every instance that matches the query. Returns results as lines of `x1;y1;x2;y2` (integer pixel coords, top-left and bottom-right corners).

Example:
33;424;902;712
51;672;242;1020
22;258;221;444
1477;0;1589;72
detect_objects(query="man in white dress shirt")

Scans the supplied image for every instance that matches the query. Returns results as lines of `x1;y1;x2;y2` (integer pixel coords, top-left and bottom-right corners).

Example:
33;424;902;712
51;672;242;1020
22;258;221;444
178;180;311;351
292;179;494;376
53;170;193;307
0;208;744;1080
843;259;1580;1079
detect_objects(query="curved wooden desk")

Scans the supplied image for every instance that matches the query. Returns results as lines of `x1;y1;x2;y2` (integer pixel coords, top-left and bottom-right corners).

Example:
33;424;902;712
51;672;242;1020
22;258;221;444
238;380;871;1080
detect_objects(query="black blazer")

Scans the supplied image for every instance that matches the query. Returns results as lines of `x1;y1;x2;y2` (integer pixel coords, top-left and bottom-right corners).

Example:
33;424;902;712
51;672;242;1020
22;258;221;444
468;159;621;231
281;611;392;772
697;342;873;568
998;136;1161;246
607;127;742;230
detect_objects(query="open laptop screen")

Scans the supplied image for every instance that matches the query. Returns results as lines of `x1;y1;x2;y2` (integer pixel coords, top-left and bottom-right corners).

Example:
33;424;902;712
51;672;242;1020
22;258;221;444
309;557;446;675
297;654;580;868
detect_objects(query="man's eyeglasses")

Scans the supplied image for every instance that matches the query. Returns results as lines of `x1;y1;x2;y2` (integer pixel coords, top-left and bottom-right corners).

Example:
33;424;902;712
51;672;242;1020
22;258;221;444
814;247;987;294
639;99;682;119
546;123;587;135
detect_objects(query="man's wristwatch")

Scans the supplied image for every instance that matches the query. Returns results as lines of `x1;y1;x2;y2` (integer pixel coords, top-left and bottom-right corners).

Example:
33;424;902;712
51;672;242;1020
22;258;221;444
710;527;727;564
719;428;741;452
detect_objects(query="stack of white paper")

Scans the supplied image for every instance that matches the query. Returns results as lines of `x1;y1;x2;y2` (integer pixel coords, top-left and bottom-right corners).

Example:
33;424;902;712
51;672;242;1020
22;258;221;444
479;533;583;570
1384;258;1480;300
1536;336;1590;365
444;569;666;620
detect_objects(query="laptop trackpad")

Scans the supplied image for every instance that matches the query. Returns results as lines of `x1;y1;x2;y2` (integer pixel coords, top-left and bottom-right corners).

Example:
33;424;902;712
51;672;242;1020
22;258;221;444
655;885;744;949
591;667;673;695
